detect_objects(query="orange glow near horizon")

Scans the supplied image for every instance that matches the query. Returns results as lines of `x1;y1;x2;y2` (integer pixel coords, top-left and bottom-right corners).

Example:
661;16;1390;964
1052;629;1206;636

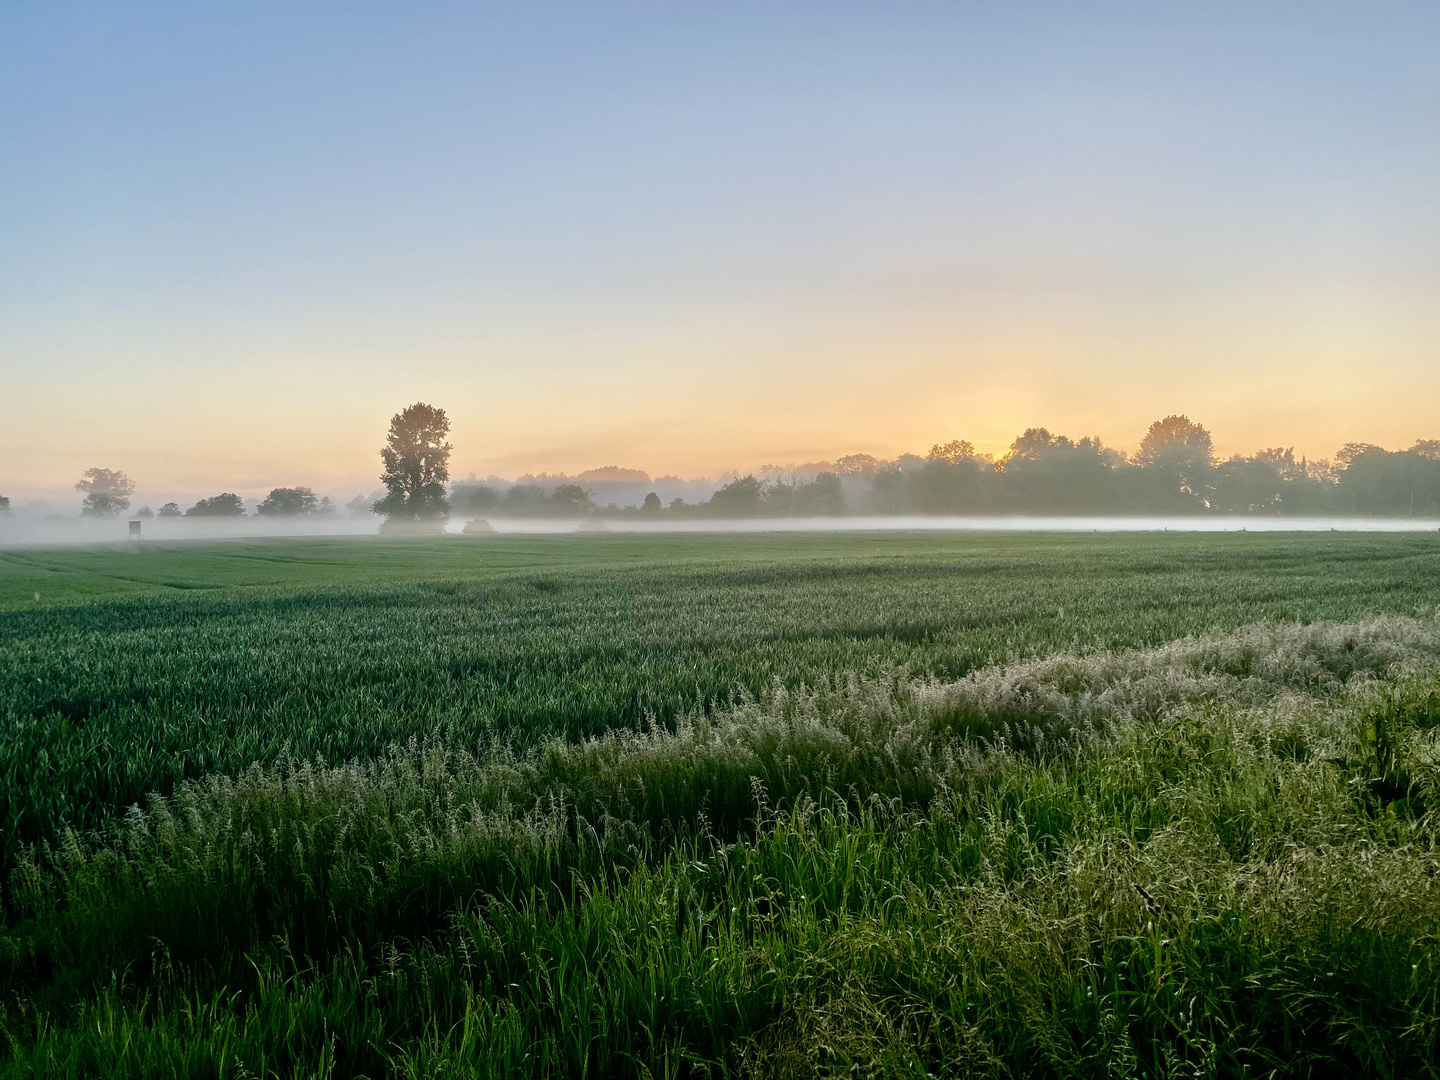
5;290;1435;503
3;5;1437;504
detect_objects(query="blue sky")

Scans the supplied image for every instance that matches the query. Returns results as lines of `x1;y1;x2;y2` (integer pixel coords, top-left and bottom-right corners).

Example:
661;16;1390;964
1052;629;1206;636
2;2;1437;497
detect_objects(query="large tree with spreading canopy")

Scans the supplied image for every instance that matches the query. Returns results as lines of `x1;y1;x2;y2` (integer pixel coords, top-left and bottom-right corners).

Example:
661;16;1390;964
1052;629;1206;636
373;402;452;525
1133;415;1214;469
1133;415;1215;504
75;468;136;517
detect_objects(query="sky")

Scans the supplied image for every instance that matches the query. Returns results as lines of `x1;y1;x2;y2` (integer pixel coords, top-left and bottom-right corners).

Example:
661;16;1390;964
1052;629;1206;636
3;1;1438;502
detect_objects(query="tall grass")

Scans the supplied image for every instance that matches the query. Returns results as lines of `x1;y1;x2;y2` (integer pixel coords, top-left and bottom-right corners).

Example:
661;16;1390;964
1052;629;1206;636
4;535;1439;867
4;614;1440;1077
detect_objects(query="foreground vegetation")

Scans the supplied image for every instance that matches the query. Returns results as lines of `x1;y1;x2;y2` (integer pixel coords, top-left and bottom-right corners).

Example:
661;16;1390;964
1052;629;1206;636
3;533;1440;1076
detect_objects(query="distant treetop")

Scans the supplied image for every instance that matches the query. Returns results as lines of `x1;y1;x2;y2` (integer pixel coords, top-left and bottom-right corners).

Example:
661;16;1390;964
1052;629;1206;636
928;439;975;464
1335;442;1385;466
1004;428;1071;465
1133;415;1214;468
75;467;136;518
833;454;881;476
257;487;325;516
186;493;246;517
575;466;650;483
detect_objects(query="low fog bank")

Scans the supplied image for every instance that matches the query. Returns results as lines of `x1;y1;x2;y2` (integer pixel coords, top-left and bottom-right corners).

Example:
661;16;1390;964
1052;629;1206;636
4;512;1438;549
510;516;1440;534
466;516;1440;535
0;513;384;548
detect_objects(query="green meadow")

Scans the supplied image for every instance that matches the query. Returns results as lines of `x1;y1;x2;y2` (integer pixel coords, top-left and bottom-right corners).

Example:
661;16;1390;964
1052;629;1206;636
2;531;1440;1077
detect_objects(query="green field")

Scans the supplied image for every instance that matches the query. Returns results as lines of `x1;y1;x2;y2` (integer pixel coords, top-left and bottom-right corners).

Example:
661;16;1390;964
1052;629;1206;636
3;532;1440;1077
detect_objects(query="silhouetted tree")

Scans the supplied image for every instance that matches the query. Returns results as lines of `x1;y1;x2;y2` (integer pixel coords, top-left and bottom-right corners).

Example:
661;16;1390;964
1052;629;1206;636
257;487;321;516
345;495;372;517
765;473;845;516
501;485;550;515
1133;415;1215;506
451;484;500;515
373;403;452;524
75;468;135;517
1411;439;1440;460
801;472;845;514
493;483;594;517
761;478;789;515
0;495;9;513
136;506;154;519
1212;446;1335;514
708;475;765;516
927;439;975;463
1134;416;1213;468
995;432;1116;511
1335;442;1384;467
157;503;182;518
1001;428;1071;468
642;492;662;513
1252;447;1308;482
833;454;881;476
912;457;988;513
1337;447;1440;516
186;493;246;516
1213;456;1286;513
869;466;909;513
550;485;595;516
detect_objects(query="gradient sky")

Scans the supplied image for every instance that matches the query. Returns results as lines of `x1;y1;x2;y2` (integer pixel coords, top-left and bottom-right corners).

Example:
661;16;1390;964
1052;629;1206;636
3;2;1438;501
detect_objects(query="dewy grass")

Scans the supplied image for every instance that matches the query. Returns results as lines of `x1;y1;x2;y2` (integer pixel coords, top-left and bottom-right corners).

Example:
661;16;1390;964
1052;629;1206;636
4;613;1440;1077
3;532;1439;866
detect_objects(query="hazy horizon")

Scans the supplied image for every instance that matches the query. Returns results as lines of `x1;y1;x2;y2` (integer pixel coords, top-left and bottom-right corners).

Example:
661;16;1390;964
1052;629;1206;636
4;3;1438;498
6;423;1439;510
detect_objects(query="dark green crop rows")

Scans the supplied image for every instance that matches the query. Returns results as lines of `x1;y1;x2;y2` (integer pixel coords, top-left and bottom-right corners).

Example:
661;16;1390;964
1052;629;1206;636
2;532;1437;859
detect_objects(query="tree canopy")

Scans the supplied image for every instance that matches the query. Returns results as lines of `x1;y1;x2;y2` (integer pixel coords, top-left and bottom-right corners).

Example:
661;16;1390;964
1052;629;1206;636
374;403;452;524
1134;415;1214;468
1131;415;1215;502
75;468;136;518
257;487;324;516
833;454;880;476
927;439;975;463
464;482;595;518
186;493;246;517
707;475;766;516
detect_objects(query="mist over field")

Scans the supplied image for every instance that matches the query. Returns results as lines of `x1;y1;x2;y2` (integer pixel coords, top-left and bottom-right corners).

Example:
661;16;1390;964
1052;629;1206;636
5;512;1440;550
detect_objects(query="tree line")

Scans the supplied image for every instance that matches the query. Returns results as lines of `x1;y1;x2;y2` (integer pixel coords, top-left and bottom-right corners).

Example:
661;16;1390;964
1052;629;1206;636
450;415;1440;520
15;407;1439;526
50;469;348;521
